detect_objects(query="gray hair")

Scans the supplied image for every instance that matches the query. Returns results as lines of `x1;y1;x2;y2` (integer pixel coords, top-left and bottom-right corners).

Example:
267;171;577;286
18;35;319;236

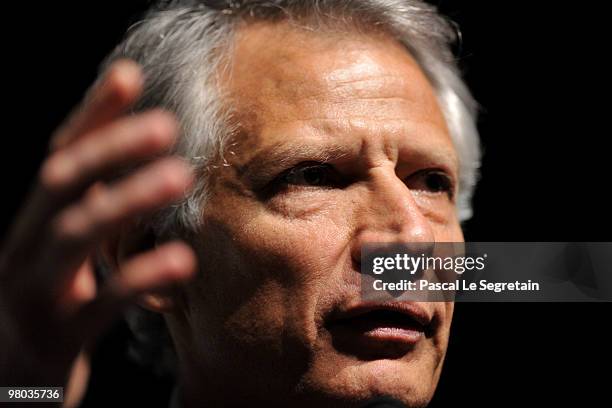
100;0;480;372
104;0;480;240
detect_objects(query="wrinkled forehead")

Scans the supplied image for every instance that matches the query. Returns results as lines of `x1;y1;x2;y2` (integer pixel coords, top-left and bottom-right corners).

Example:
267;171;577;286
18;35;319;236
219;19;454;165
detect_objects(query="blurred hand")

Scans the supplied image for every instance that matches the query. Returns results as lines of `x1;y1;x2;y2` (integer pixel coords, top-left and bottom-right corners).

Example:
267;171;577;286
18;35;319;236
0;60;197;401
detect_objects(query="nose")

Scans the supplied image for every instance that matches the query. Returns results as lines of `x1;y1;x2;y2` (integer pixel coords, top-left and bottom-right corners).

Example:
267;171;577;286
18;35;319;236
350;166;435;266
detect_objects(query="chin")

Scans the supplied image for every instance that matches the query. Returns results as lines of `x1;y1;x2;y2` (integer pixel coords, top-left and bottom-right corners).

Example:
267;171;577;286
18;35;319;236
290;335;442;408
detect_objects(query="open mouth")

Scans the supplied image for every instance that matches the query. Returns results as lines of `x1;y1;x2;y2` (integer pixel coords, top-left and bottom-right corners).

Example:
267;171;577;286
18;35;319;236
324;303;431;358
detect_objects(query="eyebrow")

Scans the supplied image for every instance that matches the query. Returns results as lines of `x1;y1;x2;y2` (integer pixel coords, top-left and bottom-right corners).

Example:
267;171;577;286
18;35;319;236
235;126;460;189
236;142;351;187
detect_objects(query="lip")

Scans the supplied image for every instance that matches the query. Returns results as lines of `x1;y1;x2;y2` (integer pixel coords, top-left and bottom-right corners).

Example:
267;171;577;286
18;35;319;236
325;301;432;353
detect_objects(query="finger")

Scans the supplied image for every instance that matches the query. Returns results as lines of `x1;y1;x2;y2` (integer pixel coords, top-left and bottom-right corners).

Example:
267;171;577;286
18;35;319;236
41;157;194;288
74;241;196;340
0;61;143;280
49;59;143;152
55;257;98;317
0;110;179;269
41;109;179;200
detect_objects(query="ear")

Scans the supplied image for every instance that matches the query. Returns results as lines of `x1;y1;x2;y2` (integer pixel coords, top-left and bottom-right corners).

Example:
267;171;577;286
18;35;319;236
100;222;183;314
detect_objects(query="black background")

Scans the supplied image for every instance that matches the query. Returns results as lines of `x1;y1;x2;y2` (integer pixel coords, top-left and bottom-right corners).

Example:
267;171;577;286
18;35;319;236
1;0;610;406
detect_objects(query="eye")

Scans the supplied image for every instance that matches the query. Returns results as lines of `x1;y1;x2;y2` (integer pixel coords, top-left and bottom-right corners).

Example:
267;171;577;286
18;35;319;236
406;169;455;198
276;162;340;188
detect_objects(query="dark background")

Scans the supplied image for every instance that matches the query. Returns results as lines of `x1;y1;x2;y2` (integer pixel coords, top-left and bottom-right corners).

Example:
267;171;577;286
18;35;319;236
1;0;610;406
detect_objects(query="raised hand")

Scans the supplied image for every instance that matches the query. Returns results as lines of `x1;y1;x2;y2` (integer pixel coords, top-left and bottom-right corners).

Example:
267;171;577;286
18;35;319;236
0;60;197;397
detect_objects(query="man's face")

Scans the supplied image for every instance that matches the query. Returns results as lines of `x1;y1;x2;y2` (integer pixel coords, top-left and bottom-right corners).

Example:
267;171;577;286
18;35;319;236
171;21;463;407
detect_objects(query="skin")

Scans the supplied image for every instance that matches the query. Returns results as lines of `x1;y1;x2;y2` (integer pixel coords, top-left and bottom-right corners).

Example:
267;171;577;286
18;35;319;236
156;21;464;407
0;61;196;404
0;18;463;408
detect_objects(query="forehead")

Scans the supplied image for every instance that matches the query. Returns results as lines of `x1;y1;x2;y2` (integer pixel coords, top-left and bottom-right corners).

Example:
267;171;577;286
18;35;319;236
222;19;454;164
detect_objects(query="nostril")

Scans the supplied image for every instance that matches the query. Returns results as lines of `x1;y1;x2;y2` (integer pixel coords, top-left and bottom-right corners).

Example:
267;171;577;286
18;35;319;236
402;242;435;258
351;256;361;271
350;240;363;268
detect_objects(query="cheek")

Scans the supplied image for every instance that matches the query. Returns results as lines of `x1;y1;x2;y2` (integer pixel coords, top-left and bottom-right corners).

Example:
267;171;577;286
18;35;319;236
193;184;462;312
265;188;348;220
187;185;460;343
187;196;353;338
440;219;464;242
438;302;454;341
236;203;351;289
266;186;463;244
237;188;354;271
